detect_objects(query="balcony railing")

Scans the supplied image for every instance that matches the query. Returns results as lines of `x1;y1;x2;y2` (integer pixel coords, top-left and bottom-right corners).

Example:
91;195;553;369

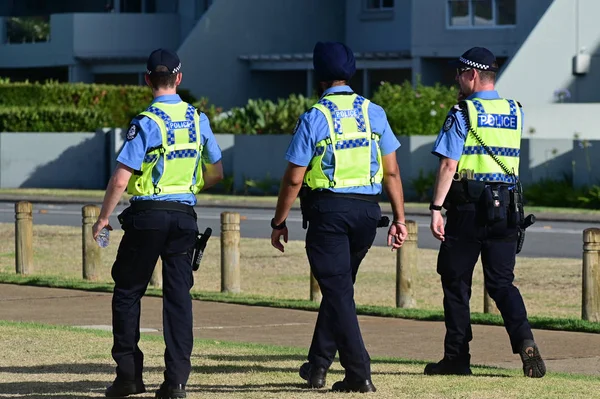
4;16;50;44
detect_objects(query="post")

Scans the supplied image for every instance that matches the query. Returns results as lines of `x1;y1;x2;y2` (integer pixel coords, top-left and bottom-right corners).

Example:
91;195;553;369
582;228;600;322
150;256;163;288
15;201;33;274
221;212;240;293
81;205;101;281
310;270;321;302
483;287;499;314
396;220;418;308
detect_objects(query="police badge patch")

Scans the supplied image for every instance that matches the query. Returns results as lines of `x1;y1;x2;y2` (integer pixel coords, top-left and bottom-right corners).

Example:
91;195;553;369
292;118;301;134
126;124;139;141
442;115;454;132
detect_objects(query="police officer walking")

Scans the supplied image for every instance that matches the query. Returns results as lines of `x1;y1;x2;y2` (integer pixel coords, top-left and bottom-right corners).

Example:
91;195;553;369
426;47;545;378
270;41;408;393
93;48;224;398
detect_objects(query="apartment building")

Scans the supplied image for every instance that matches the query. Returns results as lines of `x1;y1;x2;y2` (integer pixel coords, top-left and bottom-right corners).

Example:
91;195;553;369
0;0;598;109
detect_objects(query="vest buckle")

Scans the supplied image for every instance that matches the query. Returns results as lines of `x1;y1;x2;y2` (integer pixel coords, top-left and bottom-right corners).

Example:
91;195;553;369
154;186;162;195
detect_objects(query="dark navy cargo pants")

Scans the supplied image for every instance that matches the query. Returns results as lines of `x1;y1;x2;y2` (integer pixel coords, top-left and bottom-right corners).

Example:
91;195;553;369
304;196;381;382
110;204;198;387
436;202;534;364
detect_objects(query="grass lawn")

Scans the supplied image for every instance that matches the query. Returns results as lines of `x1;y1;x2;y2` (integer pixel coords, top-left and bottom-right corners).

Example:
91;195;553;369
0;321;597;399
0;223;584;322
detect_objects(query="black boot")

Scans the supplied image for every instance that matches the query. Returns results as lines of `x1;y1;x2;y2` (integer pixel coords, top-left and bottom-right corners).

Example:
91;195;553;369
154;382;186;399
424;358;473;376
299;362;327;388
519;339;546;378
105;379;146;397
331;378;376;393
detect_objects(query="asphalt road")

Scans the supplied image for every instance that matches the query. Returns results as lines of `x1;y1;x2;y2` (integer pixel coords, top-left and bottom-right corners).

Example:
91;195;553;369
0;202;591;259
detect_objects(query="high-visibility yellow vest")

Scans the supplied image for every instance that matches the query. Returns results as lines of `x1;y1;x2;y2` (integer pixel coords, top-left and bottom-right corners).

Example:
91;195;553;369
458;98;522;183
303;94;383;189
126;101;204;196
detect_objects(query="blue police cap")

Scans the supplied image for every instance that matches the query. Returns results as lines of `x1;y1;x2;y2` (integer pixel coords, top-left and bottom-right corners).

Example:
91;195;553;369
313;41;356;82
146;48;182;75
449;47;498;72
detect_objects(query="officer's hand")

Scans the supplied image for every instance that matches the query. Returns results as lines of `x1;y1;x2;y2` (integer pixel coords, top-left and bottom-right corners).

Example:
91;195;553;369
271;227;288;253
387;222;408;251
430;211;445;241
92;217;113;240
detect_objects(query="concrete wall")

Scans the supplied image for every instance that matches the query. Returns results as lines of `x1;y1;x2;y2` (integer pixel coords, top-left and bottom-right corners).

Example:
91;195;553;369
72;13;181;59
0;12;181;68
176;0;345;109
0;132;107;189
345;0;411;52
496;0;600;104
1;131;597;196
0;14;75;68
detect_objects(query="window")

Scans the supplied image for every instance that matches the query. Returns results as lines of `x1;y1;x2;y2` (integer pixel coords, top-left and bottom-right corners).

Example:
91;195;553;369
365;0;394;10
447;0;515;27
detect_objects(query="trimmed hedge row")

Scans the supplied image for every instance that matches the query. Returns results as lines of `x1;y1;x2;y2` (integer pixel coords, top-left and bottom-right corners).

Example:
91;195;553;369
0;80;459;135
0;107;108;132
0;80;196;128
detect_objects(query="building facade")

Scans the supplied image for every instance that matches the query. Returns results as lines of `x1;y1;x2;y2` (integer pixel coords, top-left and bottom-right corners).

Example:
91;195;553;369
1;0;599;109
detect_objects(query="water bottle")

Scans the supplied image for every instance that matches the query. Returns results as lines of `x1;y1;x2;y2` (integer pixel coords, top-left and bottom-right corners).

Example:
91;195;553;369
96;227;110;248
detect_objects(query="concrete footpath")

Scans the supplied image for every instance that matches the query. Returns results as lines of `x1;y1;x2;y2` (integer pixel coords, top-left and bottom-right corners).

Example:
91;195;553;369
1;284;599;377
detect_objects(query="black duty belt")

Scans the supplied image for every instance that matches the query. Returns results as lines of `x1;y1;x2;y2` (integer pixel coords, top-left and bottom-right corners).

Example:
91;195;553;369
307;190;381;203
129;200;195;216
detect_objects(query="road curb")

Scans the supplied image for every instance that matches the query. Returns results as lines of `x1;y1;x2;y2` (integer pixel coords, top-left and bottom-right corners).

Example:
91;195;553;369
0;194;598;224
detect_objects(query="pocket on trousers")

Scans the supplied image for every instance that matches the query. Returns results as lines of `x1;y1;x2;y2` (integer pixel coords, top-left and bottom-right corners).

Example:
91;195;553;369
177;216;199;232
132;212;165;230
365;205;381;221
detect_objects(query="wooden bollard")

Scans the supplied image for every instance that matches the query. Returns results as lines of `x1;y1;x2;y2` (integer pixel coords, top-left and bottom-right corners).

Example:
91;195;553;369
483;287;499;314
396;220;417;308
150;257;163;288
582;228;600;322
310;270;321;302
15;201;33;274
221;212;240;293
81;205;101;281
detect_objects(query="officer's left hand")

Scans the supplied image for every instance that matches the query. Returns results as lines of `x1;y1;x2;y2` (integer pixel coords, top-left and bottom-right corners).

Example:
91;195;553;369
387;222;408;251
271;227;289;253
92;217;113;240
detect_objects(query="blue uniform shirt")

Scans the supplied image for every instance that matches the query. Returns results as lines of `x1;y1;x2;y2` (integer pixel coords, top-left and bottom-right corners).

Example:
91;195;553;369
286;85;401;195
117;94;222;206
431;90;524;160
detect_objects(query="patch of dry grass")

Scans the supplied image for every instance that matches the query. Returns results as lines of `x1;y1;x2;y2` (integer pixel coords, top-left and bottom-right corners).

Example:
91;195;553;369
0;322;596;399
0;223;582;319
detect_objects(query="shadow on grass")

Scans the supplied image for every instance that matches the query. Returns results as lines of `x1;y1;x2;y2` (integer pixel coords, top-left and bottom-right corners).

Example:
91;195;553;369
0;380;108;397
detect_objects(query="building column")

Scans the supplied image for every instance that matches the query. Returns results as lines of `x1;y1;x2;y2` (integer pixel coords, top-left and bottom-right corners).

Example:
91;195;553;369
68;63;93;83
362;69;370;97
306;69;314;98
411;56;422;87
114;0;121;13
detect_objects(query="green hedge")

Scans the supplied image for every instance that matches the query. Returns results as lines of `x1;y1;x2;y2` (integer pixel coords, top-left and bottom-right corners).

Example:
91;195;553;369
0;80;196;128
0;107;108;132
194;81;459;135
0;79;459;134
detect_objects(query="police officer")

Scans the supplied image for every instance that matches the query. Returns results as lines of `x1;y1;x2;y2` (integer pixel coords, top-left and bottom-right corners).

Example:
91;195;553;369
426;47;545;378
270;41;408;393
93;48;224;398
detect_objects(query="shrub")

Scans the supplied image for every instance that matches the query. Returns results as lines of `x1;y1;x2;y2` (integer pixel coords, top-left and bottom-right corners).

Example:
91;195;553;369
0;80;196;128
371;80;459;136
0;106;108;132
194;94;316;134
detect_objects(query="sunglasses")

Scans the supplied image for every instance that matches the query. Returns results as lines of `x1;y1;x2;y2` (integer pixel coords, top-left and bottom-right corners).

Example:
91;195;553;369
457;67;472;76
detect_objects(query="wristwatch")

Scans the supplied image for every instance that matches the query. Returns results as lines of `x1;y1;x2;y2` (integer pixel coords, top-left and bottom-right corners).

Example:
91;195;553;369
429;202;443;211
271;218;287;230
